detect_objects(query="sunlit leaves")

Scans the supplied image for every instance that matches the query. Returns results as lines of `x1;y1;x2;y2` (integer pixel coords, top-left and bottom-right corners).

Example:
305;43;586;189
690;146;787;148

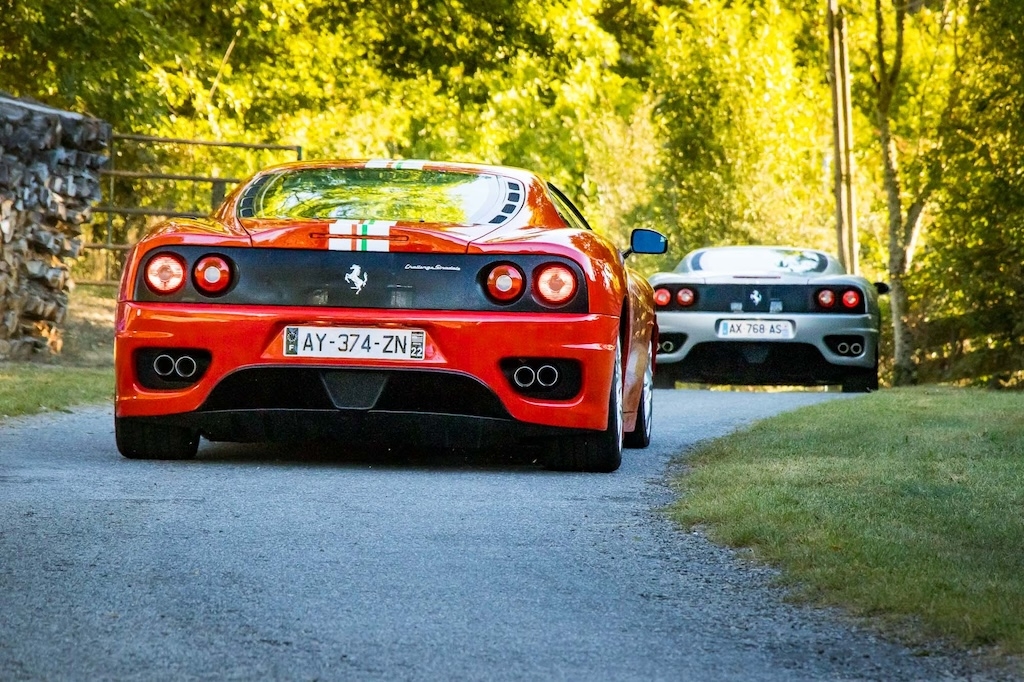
646;0;833;256
4;0;1024;385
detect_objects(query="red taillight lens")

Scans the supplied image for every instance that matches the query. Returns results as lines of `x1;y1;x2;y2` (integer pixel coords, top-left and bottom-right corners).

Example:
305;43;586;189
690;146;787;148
842;289;861;309
485;264;525;302
677;288;696;306
817;289;836;308
654;288;671;306
144;253;186;294
193;255;233;295
534;264;577;305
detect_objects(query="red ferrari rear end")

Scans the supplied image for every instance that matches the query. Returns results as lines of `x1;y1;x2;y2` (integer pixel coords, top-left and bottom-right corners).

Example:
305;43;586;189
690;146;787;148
114;160;665;471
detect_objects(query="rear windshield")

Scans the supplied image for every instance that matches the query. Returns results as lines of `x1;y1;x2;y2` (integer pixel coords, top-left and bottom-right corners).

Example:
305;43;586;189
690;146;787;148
239;168;519;225
684;248;831;274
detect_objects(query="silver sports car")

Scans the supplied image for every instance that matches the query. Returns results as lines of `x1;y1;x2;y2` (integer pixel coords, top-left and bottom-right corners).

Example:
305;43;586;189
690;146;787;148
649;246;888;392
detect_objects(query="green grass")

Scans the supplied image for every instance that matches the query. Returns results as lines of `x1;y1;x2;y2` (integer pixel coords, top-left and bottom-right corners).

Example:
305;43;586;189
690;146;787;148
0;364;113;418
0;284;116;420
670;386;1024;658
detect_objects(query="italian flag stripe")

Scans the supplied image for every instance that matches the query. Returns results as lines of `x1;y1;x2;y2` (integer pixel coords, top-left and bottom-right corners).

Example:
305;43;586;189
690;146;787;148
327;219;395;251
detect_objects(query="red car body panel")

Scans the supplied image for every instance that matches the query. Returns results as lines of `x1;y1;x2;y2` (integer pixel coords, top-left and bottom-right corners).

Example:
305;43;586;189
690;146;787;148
114;159;659;456
115;305;621;430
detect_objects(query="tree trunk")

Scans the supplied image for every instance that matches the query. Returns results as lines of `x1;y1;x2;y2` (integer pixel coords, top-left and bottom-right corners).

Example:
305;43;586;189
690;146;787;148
888;275;917;385
877;117;919;385
872;0;922;386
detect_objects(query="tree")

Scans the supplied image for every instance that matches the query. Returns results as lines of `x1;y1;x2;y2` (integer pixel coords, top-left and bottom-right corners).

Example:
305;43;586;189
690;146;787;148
642;0;835;260
911;0;1024;385
15;0;1024;392
0;0;179;127
850;0;968;385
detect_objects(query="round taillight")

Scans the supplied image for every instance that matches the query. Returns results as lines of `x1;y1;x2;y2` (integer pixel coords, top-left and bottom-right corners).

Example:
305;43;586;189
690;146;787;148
817;289;836;308
842;289;861;309
193;255;233;295
486;264;525;302
534;264;577;306
654;288;671;306
144;253;186;294
677;288;696;306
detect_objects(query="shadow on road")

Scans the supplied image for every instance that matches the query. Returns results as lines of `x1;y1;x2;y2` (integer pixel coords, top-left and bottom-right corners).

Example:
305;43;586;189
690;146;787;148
192;438;549;472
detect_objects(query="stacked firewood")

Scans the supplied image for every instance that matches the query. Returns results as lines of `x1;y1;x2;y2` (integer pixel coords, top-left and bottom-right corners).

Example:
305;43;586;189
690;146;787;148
0;94;110;359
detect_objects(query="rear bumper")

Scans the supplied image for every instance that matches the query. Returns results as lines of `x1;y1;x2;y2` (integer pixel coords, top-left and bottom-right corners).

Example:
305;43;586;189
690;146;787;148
119;410;575;450
115;303;619;433
655;311;879;384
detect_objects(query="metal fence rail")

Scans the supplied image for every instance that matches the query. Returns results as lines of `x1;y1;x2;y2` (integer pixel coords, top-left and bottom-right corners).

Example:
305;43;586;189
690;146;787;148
79;133;302;285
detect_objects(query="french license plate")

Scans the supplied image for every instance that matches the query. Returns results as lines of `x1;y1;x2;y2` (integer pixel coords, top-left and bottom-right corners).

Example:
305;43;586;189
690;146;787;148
717;319;794;339
283;326;426;360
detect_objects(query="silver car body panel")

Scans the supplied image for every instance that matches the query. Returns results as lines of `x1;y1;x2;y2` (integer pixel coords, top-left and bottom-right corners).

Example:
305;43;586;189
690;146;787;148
655;311;880;369
648;247;885;387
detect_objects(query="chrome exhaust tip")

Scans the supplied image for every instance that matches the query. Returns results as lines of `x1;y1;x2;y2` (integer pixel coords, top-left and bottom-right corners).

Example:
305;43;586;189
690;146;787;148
850;343;863;355
175;355;198;379
660;341;675;353
837;342;850;355
153;354;176;377
536;365;559;388
513;365;536;388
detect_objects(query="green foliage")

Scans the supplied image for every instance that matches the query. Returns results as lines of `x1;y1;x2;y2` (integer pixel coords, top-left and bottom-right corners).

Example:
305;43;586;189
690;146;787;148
3;0;1024;383
902;0;1024;386
644;0;834;256
0;0;177;124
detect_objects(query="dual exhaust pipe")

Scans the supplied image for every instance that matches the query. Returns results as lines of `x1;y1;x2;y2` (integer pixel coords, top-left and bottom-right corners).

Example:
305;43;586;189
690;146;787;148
153;353;200;380
835;341;863;357
136;348;210;390
501;358;580;400
657;334;687;355
663;333;864;356
512;363;560;389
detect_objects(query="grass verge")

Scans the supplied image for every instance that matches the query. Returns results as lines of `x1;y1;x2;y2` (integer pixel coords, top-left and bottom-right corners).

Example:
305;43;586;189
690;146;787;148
670;386;1024;659
0;284;115;420
0;364;113;418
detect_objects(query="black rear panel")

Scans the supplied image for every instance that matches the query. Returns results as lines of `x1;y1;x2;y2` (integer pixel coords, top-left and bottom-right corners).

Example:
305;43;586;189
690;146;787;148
173;366;557;447
662;342;849;385
652;283;866;314
199;367;510;419
133;246;588;313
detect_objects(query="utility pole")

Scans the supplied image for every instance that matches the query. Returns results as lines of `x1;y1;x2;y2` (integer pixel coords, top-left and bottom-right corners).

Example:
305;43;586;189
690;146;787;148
827;0;859;274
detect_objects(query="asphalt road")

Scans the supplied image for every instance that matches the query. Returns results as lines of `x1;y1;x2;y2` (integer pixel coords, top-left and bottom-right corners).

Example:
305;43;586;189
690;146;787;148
0;390;1004;681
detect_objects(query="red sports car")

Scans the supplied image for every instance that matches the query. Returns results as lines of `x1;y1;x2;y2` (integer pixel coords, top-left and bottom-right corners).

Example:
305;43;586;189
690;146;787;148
114;160;667;472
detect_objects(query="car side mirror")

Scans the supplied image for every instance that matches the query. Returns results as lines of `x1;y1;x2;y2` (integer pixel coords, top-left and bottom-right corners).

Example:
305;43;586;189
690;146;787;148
624;229;668;258
875;282;890;295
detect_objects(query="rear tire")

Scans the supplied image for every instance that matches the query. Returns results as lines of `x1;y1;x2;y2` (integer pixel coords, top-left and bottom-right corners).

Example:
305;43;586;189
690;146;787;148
841;353;879;393
653;367;676;389
839;346;880;393
116;417;200;460
842;371;878;393
546;341;623;473
624;347;653;449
